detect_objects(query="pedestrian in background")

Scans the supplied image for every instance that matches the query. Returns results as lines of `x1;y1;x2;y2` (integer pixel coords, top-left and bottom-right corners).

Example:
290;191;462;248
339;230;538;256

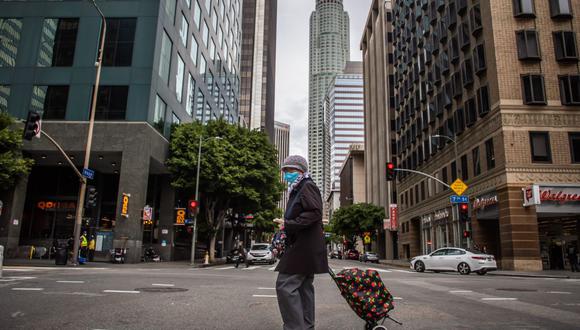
88;235;96;262
568;246;578;272
274;155;328;330
79;231;88;264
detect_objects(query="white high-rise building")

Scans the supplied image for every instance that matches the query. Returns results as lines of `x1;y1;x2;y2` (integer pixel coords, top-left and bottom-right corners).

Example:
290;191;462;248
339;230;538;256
308;0;350;195
274;121;290;210
324;62;364;198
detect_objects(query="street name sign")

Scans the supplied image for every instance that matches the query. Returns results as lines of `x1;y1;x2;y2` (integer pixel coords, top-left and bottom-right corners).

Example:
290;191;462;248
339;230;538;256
450;179;468;196
450;195;469;204
82;168;95;180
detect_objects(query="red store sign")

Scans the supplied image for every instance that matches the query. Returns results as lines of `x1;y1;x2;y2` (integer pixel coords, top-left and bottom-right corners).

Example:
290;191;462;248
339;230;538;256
389;204;398;231
540;189;580;203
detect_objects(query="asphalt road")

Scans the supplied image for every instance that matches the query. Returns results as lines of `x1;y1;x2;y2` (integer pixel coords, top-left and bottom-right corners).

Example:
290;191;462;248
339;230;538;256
1;259;579;330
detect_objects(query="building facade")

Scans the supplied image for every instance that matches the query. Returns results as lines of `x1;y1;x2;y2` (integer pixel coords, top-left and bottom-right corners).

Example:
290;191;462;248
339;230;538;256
274;121;290;210
323;61;364;199
308;0;350;194
360;0;397;259
339;144;366;208
239;0;277;141
391;0;580;271
0;0;242;263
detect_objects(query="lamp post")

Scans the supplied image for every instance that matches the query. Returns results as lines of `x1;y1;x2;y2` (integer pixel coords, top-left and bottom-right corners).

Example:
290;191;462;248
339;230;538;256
190;135;222;266
431;134;459;178
71;0;106;265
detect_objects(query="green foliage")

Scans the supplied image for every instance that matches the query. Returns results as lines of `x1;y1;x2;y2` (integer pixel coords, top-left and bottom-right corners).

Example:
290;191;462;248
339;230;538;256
251;208;283;234
0;111;33;190
329;203;385;238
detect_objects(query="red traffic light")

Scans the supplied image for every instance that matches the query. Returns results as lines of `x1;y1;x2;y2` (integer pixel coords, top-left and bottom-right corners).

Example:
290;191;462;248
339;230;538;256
386;162;396;181
459;203;469;213
463;230;471;238
189;200;198;209
387;162;394;170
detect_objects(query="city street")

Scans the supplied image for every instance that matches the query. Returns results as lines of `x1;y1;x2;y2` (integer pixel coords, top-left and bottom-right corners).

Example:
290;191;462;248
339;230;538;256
1;259;580;329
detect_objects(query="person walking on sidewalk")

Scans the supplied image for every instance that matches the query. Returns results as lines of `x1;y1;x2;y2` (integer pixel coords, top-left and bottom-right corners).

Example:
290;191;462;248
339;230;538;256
273;155;328;330
88;235;96;262
568;246;578;272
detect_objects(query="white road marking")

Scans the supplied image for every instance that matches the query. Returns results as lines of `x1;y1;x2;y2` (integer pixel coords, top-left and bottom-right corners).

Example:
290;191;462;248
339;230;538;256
393;297;403;300
152;284;175;287
11;288;44;291
0;276;36;282
391;269;414;273
367;268;392;273
56;280;85;284
243;266;260;270
11;311;24;318
481;298;517;301
103;290;140;294
252;294;277;298
547;291;571;294
268;266;277;271
563;279;580;282
449;290;473;293
258;287;276;290
216;266;236;270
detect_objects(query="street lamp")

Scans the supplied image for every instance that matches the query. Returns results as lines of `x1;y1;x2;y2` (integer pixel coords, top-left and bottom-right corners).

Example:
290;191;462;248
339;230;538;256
71;0;106;265
431;134;459;179
190;135;222;266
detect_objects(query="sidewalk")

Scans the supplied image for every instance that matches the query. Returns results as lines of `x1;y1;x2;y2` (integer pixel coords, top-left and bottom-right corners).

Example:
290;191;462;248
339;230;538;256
378;259;580;279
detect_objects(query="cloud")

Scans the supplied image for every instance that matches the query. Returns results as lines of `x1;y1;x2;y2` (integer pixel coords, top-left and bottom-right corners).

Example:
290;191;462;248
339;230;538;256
275;0;372;158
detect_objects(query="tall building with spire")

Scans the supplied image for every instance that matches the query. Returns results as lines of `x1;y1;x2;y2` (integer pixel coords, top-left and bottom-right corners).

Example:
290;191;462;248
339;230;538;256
308;0;350;194
240;0;277;141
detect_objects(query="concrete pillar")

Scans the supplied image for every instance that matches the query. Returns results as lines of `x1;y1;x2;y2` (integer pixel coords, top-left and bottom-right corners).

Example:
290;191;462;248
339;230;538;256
498;186;542;271
385;231;395;260
157;176;175;262
114;148;150;263
0;176;29;257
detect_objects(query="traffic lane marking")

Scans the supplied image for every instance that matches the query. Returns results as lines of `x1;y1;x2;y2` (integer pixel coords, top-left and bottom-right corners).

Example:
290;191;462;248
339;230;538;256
449;290;473;293
258;287;276;290
481;298;518;301
243;266;261;270
216;266;236;270
0;276;37;282
252;294;277;298
103;290;140;294
11;288;44;291
56;280;85;284
546;291;572;294
152;284;175;287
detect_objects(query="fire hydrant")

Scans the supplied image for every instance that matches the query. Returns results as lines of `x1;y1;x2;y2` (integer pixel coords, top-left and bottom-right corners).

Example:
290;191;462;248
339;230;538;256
204;251;210;265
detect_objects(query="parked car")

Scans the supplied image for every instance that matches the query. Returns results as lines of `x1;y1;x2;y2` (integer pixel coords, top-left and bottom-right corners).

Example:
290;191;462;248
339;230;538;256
346;249;360;260
329;250;343;259
410;248;497;275
245;243;276;265
359;252;380;263
226;249;245;264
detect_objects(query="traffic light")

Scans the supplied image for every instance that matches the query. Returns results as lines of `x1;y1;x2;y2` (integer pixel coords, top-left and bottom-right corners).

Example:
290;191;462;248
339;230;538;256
188;200;199;216
86;186;97;208
23;111;41;141
458;203;470;221
463;230;471;238
386;162;396;181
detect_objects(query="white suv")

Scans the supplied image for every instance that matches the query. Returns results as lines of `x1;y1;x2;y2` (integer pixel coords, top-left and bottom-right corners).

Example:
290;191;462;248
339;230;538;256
245;243;276;266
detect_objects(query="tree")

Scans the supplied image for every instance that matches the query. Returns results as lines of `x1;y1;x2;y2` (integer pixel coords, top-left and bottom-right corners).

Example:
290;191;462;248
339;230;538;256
329;203;385;240
251;208;283;241
167;119;283;262
0;111;33;190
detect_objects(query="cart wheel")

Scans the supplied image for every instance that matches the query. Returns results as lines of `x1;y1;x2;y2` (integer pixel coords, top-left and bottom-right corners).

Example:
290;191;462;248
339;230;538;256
372;326;388;330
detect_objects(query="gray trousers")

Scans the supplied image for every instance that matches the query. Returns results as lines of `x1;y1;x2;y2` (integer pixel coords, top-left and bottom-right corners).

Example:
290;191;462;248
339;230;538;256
276;273;315;330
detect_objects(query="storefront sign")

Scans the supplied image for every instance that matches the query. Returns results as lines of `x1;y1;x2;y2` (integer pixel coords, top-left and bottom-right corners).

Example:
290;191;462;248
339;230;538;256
421;215;432;226
383;218;391;230
473;194;499;211
175;208;186;225
433;208;449;221
121;193;130;218
474;192;499;220
389;204;398;231
522;185;540;207
37;201;76;211
142;205;153;225
161;229;169;235
540;188;580;203
524;185;580;214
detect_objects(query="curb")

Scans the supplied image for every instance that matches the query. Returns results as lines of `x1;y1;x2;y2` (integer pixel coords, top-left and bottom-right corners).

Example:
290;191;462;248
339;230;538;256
487;273;572;279
378;261;411;269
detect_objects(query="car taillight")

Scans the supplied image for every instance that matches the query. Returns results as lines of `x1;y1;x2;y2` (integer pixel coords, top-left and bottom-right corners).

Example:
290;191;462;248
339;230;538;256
471;256;486;260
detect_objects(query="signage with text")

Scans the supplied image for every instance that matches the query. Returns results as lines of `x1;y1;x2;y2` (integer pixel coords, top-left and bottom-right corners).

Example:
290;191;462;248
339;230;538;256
450;179;468;196
175;208;186;225
121;193;130;218
450;195;469;204
389;204;398;231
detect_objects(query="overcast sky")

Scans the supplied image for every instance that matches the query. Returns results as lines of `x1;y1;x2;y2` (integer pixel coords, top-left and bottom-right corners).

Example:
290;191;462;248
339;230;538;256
274;0;373;158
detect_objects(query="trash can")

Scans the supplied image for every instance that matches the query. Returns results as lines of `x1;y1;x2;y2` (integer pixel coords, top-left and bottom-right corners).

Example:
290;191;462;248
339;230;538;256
55;246;68;266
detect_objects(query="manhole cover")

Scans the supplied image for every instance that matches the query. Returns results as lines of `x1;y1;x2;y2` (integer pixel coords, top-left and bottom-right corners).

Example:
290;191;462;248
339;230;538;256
496;288;537;292
136;287;188;293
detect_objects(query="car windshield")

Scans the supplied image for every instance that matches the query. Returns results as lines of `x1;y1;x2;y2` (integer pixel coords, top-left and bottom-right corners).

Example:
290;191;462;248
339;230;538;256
252;245;269;250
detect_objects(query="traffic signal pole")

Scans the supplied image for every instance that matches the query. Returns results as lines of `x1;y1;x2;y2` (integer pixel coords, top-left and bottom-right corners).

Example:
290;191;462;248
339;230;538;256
191;135;203;266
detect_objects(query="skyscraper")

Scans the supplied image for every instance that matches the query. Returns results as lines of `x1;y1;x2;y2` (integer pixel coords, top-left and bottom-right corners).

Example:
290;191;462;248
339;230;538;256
274;121;290;210
324;61;364;198
308;0;350;191
240;0;277;141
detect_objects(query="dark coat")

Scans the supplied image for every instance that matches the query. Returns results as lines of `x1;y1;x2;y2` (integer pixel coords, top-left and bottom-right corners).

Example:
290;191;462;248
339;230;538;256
275;178;328;275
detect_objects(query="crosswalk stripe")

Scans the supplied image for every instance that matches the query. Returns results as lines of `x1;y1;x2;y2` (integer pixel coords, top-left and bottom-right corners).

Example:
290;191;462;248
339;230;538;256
367;268;392;273
481;297;517;301
216;266;236;270
152;284;175;287
243;266;260;270
547;291;571;294
268;266;276;271
449;290;473;293
56;281;85;284
103;290;140;294
258;287;276;290
12;288;44;291
253;294;277;298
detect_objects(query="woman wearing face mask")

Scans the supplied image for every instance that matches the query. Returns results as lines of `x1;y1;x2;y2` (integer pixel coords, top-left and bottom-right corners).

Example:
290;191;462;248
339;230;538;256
273;155;328;330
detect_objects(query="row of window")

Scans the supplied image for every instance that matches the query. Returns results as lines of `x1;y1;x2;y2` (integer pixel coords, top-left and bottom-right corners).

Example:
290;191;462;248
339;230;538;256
516;30;578;62
513;0;573;19
530;132;580;163
522;74;580;105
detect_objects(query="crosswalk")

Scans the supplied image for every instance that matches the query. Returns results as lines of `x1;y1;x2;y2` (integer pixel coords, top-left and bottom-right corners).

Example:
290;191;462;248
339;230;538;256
204;264;404;274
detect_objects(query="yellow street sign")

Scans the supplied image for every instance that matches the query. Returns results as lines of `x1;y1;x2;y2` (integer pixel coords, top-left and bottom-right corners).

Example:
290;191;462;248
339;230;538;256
364;235;371;244
450;179;468;196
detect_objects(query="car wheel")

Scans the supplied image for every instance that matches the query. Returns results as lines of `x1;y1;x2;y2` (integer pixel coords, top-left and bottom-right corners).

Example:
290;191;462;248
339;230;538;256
477;269;487;276
414;261;425;272
458;262;471;275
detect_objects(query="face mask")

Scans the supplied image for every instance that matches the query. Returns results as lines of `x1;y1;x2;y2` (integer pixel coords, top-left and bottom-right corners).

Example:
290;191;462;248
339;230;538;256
284;171;300;183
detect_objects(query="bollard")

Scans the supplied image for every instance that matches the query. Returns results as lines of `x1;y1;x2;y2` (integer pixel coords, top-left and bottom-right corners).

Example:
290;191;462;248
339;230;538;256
0;245;4;278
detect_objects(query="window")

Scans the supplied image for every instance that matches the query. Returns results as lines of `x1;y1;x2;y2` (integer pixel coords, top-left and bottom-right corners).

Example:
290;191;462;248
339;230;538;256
179;13;189;47
513;0;535;17
559;75;580;105
0;18;22;67
165;0;176;23
485;138;495;170
462;58;473;87
154;95;167;133
460;21;470;50
442;167;448;189
176;55;185;103
202;21;209;46
549;0;573;18
521;74;546;105
31;86;69;119
37;18;79;67
472;147;481;176
205;0;211;13
158;31;172;85
553;31;578;62
172;112;180;125
194;1;202;29
570;133;580;163
195;88;204;120
477;85;490;117
451;161;458;181
95;86;128;120
186;74;195;116
473;43;486;75
190;35;199;66
185;0;191;8
461;155;468;180
0;85;9;112
516;30;541;60
455;108;466;135
103;18;136;66
470;4;482;35
530;132;552;163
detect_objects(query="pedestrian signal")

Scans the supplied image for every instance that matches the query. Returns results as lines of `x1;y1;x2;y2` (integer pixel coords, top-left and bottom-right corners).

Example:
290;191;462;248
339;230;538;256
86;186;98;208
